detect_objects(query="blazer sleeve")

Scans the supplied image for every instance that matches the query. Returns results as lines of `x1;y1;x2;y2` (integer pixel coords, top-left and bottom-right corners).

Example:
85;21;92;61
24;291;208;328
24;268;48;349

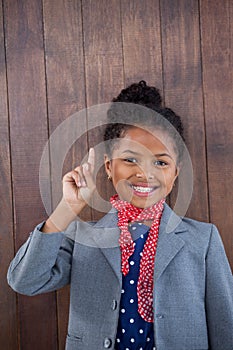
205;224;233;350
7;221;76;296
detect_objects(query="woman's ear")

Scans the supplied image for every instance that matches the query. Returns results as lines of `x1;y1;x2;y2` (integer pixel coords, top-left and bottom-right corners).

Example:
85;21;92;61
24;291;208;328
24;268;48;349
104;154;112;178
175;165;180;178
172;165;180;187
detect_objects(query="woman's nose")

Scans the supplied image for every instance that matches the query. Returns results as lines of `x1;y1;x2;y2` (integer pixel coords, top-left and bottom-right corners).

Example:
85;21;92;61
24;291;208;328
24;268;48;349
135;164;155;180
136;172;154;180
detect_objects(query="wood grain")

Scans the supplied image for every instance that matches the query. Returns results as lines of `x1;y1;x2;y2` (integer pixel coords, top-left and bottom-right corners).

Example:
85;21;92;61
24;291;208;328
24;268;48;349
200;0;233;269
160;0;209;221
121;0;163;89
82;0;124;221
4;0;58;348
42;0;88;348
0;1;18;349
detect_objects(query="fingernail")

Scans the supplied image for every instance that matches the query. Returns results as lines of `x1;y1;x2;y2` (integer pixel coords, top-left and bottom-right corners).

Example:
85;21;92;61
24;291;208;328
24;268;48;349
82;180;87;187
77;181;81;187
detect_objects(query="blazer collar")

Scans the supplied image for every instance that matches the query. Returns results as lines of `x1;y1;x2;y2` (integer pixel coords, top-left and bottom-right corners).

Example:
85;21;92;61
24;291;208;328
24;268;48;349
81;203;186;284
93;202;186;232
154;203;185;282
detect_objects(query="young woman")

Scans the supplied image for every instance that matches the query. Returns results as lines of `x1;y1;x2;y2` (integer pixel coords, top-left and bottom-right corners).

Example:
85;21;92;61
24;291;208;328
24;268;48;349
8;81;233;350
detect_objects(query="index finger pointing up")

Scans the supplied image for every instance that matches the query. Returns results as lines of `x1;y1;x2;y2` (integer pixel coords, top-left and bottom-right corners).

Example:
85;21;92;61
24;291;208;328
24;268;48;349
87;148;95;170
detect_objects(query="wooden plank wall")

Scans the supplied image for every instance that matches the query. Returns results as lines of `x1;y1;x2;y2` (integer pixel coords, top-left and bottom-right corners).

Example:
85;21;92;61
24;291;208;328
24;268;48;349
0;0;232;349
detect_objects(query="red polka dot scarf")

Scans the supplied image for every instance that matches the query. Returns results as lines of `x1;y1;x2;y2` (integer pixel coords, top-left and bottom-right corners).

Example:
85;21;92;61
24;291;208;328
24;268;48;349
110;194;165;322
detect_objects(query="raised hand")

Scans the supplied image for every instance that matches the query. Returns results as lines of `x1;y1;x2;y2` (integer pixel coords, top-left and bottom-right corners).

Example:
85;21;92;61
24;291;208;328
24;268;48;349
42;148;96;233
62;148;96;214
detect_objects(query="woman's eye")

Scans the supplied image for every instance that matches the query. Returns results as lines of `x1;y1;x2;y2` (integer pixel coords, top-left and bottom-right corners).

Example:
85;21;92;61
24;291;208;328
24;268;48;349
124;158;137;163
154;160;168;167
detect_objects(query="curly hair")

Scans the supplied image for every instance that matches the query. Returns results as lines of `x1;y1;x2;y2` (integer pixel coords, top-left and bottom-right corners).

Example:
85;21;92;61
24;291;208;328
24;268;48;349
104;80;185;163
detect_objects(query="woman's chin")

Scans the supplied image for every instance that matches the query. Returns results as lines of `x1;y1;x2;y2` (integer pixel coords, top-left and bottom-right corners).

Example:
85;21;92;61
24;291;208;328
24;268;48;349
128;195;163;208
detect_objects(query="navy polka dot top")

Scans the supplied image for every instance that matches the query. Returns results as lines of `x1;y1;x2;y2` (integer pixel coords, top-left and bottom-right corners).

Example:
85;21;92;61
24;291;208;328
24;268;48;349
115;223;156;350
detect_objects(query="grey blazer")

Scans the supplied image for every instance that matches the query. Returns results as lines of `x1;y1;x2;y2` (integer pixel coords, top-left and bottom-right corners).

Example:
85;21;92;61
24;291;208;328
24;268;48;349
7;204;233;350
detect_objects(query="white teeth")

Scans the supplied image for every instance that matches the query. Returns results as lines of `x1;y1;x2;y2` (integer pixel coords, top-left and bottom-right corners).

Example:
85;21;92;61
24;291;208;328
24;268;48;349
132;186;154;193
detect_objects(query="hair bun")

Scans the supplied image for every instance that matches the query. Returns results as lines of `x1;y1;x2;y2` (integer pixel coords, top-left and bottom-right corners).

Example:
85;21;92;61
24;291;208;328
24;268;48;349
138;80;147;87
112;80;162;109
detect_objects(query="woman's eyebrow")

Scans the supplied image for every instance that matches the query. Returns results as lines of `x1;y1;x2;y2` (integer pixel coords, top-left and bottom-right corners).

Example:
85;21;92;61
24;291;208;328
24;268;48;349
154;153;173;159
121;150;172;159
121;150;141;155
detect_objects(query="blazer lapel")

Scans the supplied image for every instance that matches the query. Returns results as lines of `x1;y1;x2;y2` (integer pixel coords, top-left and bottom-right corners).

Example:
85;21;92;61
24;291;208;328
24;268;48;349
91;210;122;284
154;204;186;283
98;244;122;284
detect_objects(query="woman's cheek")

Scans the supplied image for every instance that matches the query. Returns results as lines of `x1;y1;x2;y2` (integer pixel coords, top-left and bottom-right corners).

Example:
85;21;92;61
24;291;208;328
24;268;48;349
164;174;176;195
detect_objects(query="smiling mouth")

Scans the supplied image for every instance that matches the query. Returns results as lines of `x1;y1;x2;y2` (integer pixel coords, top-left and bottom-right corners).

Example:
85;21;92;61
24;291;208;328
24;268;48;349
131;184;158;195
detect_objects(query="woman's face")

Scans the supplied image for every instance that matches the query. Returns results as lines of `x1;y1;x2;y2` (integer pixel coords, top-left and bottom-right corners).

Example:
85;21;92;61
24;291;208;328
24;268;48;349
105;126;179;208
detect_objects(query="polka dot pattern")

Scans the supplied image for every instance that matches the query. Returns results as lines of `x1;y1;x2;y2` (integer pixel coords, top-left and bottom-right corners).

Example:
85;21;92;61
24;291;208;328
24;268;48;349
115;223;156;349
110;194;164;322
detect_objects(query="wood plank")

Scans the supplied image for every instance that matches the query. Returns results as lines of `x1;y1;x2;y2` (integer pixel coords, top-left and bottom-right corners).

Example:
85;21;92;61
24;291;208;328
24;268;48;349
83;0;124;105
4;0;58;348
121;0;163;89
43;0;88;213
160;0;209;221
200;0;233;269
120;0;164;199
42;0;87;348
0;1;18;348
82;0;124;221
